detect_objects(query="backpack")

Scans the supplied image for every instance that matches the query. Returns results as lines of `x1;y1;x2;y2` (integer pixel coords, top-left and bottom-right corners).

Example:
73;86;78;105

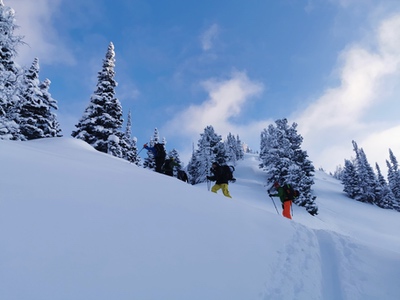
281;183;298;200
163;159;172;169
222;165;235;182
154;143;166;159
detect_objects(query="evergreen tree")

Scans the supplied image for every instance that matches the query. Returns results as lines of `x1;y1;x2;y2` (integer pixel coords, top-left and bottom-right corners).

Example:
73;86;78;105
18;58;61;140
0;1;23;140
121;110;139;165
259;118;318;215
342;159;360;199
107;134;122;158
224;133;244;163
187;125;226;184
332;164;344;180
375;163;396;210
387;149;400;201
225;132;237;164
187;146;200;185
39;78;62;137
143;128;165;170
72;42;123;153
236;134;244;160
351;141;379;204
167;148;182;176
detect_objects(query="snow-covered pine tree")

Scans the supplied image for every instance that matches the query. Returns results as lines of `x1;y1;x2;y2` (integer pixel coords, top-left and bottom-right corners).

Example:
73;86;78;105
351;141;379;204
18;58;61;140
375;163;397;210
332;164;344;180
387;149;400;202
121;110;139;165
236;134;244;160
107;134;122;158
225;133;237;164
17;58;42;139
71;42;123;153
342;159;360;199
167;148;182;177
259;118;318;215
39;78;62;137
224;133;244;164
189;125;227;184
187;146;201;185
0;0;23;140
143;128;165;171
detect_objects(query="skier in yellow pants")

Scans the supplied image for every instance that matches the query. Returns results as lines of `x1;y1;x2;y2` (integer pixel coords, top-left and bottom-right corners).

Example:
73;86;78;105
207;162;232;198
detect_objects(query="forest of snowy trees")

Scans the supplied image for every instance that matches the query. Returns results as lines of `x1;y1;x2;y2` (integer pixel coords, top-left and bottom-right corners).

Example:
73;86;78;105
1;1;399;216
334;141;400;212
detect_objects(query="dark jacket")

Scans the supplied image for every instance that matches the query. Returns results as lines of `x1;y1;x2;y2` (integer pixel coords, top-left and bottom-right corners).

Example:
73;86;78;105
162;158;179;176
208;164;229;185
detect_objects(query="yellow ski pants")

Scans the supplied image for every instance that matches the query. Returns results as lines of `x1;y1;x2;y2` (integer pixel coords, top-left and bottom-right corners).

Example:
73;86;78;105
211;183;232;198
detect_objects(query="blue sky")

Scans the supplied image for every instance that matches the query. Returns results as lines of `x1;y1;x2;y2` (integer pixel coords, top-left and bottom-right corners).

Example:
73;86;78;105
10;0;400;172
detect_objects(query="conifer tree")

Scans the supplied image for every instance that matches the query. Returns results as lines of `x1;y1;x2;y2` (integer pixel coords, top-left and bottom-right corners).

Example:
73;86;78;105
0;1;23;140
259;118;318;215
224;133;244;164
351;141;379;204
225;132;237;164
187;147;200;185
18;58;61;140
121;110;139;165
167;148;182;176
72;42;123;153
375;163;396;210
342;159;360;199
39;78;62;137
387;149;400;201
187;125;227;184
143;128;165;170
236;134;244;160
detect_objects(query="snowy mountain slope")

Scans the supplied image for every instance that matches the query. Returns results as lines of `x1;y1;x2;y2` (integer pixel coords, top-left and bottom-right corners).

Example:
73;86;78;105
1;138;399;300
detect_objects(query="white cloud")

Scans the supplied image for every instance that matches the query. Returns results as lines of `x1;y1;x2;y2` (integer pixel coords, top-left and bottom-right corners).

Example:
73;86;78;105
295;13;400;172
10;0;75;66
164;71;264;140
200;23;220;51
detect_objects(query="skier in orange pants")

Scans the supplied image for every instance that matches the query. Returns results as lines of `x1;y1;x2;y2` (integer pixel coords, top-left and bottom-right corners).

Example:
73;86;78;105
269;181;292;219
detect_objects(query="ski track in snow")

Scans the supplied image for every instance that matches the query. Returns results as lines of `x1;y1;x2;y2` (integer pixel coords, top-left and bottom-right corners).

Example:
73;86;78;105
233;154;400;300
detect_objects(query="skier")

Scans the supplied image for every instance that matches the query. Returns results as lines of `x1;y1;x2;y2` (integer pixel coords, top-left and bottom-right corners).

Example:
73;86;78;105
143;143;166;173
162;157;179;176
177;170;189;183
206;162;232;198
269;181;293;219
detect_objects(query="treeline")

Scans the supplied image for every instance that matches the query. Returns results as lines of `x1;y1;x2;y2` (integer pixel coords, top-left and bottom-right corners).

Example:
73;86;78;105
334;141;400;212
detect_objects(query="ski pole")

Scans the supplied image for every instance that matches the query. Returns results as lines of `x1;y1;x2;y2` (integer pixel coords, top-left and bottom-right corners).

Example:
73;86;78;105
138;147;145;155
269;195;279;215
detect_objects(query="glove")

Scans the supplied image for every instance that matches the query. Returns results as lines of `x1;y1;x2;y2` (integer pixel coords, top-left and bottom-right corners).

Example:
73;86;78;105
143;143;147;147
206;176;211;180
268;194;273;197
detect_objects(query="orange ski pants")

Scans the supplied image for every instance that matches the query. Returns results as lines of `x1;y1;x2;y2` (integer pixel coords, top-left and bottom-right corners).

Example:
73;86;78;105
282;200;292;219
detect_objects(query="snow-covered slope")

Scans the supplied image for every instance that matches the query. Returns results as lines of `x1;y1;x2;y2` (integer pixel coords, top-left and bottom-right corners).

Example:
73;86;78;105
1;138;399;300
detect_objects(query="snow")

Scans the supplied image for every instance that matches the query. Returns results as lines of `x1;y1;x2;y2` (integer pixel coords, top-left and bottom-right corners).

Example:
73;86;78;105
1;137;400;300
